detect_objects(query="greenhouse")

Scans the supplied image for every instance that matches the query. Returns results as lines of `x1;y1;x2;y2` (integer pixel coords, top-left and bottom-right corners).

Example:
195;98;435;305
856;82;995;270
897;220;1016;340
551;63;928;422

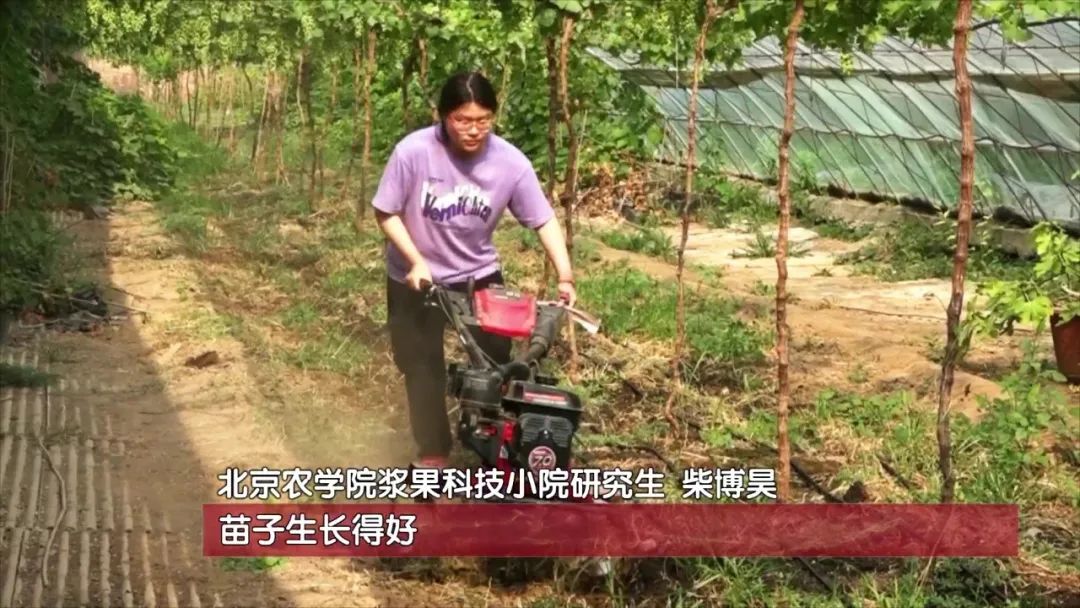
590;18;1080;230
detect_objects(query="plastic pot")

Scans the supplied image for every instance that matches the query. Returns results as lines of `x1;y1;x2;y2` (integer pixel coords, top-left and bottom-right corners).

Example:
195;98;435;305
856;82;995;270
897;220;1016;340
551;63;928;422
1050;311;1080;384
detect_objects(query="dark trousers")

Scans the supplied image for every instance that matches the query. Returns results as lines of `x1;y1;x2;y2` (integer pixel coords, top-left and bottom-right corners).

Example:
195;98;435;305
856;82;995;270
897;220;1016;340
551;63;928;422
386;271;513;459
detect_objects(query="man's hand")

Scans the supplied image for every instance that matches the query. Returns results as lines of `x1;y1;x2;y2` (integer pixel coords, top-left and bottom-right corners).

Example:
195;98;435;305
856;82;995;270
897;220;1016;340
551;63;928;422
406;260;433;291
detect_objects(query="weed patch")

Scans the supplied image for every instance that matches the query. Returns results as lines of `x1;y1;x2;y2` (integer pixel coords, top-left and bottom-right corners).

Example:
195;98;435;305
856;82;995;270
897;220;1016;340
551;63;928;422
595;225;676;261
792;191;873;242
692;174;776;230
732;230;810;259
837;217;1034;282
812;389;910;438
578;263;770;382
219;557;287;572
953;342;1077;506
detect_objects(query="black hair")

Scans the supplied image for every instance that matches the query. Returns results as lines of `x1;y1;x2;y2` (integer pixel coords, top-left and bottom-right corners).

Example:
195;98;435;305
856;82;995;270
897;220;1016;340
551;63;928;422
437;71;498;119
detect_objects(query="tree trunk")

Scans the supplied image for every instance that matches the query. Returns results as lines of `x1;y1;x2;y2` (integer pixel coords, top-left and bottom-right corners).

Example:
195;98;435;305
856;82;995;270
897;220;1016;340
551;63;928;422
295;54;306;133
228;67;240;151
541;35;559;300
274;70;289;186
191;66;201;129
402;37;417;132
358;28;377;225
665;0;725;437
937;0;974;505
239;64;254;153
217;68;233;148
496;49;512;128
419;37;437;122
204;66;214;138
343;43;362;202
323;58;337;198
557;14;579;376
251;70;272;172
184;70;194;127
267;71;281;181
1;128;13;214
330;58;339;114
557;17;577;260
172;76;181;123
297;51;318;206
182;72;188;125
774;0;805;503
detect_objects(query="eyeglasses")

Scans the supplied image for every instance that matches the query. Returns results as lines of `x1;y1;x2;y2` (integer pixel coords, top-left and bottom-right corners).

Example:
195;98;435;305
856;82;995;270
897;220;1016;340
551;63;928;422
448;114;494;131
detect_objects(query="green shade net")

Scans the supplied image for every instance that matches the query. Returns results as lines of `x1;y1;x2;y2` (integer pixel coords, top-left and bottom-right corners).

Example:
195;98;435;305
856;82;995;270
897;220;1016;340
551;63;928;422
590;19;1080;231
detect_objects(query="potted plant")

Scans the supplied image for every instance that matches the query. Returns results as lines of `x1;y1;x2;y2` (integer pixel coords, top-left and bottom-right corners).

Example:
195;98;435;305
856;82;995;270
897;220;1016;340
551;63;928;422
969;222;1080;383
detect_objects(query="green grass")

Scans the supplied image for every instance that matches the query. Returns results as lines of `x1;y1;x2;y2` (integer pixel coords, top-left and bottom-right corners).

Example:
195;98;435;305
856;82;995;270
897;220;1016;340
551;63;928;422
810;219;873;242
812;389;910;438
219;556;287;572
847;363;870;384
691;263;724;287
162;307;242;341
152;123;381;379
693;175;777;230
595;225;676;261
281;327;370;376
750;280;776;297
732;229;811;259
279;301;319;330
837;216;1035;282
792;191;874;242
951;345;1079;507
578;262;770;372
0;363;57;388
265;265;303;295
786;349;1078;510
578;420;668;448
239;225;279;261
319;267;369;299
616;556;1039;607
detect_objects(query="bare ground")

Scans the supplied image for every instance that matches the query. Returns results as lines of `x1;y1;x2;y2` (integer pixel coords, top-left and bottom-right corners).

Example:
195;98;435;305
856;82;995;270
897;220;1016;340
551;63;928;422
581;216;1051;419
0;203;568;608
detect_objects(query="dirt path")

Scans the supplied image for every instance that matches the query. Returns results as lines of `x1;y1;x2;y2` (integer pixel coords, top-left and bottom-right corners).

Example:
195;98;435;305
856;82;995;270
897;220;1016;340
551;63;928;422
583;217;1032;416
1;203;409;607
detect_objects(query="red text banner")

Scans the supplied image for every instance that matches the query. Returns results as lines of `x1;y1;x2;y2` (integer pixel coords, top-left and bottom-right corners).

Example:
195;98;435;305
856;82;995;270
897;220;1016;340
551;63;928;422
203;502;1018;558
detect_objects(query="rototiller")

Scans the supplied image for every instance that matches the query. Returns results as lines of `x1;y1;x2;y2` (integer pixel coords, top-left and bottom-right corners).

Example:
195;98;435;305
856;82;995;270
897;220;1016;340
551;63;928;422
418;278;602;502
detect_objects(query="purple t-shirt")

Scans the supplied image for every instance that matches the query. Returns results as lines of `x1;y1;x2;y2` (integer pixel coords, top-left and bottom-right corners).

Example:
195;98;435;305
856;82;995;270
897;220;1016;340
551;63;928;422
371;125;555;285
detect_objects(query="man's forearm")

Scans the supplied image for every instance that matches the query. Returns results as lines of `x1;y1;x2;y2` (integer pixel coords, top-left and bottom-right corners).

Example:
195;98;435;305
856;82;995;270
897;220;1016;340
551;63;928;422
375;210;426;268
536;217;573;281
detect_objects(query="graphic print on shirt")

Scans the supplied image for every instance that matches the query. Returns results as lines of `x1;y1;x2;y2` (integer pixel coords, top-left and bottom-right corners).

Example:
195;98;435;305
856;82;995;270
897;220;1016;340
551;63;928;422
420;179;493;224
